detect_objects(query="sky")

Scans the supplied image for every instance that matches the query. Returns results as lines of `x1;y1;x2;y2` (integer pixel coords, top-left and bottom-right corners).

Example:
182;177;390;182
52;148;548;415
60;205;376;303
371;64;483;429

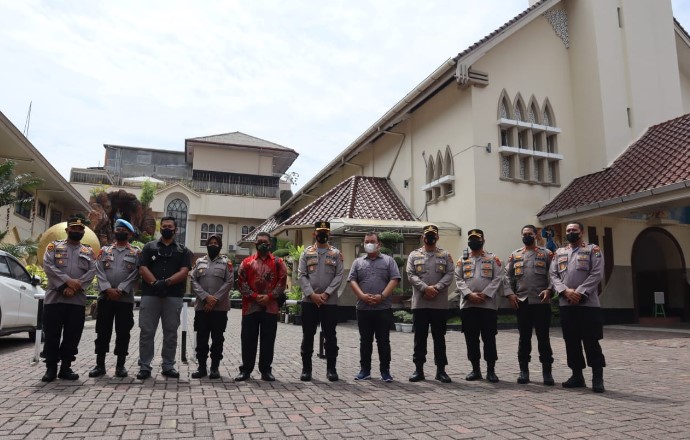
2;0;690;192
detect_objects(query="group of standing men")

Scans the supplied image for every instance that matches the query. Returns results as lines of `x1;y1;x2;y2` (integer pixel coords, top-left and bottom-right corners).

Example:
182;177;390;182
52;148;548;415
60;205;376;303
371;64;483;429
40;214;605;393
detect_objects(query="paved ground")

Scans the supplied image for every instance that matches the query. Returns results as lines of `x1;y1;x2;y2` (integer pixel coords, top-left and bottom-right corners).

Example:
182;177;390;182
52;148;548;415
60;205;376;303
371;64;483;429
1;308;690;439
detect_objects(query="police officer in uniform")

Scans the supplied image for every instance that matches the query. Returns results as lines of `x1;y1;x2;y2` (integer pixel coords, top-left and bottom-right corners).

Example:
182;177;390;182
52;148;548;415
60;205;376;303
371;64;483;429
505;224;555;386
298;221;344;382
89;219;141;378
41;214;97;382
550;222;606;393
136;216;193;380
406;224;454;383
454;229;504;383
190;234;233;379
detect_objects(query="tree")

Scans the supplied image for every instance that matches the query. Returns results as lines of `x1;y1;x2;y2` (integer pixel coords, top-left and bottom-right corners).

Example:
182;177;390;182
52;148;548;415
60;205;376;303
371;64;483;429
0;238;38;259
0;160;43;209
139;180;157;208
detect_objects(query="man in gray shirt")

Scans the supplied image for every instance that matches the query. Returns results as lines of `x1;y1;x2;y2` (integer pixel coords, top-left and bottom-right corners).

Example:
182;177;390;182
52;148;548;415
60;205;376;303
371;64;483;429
89;219;141;378
550;221;606;392
348;232;401;382
298;221;344;382
406;225;454;383
41;215;97;382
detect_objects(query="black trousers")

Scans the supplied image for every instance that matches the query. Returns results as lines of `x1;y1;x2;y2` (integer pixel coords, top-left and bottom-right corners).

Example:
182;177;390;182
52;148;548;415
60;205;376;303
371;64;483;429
516;301;553;365
356;309;392;372
412;308;448;368
300;303;338;369
560;306;606;370
94;300;134;356
194;310;228;363
461;307;498;363
43;303;86;364
240;311;278;374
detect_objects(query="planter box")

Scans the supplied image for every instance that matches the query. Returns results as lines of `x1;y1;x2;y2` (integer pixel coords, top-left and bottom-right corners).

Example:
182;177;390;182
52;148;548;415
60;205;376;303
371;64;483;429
399;323;413;333
395;322;402;332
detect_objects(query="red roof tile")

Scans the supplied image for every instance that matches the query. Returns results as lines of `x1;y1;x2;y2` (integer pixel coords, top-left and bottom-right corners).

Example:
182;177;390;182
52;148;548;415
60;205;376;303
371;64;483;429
538;113;690;218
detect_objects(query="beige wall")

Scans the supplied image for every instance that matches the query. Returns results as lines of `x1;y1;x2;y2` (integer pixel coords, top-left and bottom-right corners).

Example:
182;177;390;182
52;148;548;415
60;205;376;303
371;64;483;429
0;193;67;241
192;144;274;176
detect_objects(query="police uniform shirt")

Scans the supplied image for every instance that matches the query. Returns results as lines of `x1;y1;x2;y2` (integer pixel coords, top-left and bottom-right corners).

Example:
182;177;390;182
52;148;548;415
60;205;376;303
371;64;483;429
505;246;553;304
348;253;402;311
43;239;97;306
298;245;344;306
454;251;503;310
406;246;454;310
95;243;141;303
191;254;234;311
549;243;604;308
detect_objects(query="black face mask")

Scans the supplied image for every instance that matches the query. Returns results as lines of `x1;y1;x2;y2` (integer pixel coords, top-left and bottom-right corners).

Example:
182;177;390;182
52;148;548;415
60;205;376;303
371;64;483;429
257;243;271;254
68;231;84;242
207;245;220;259
424;234;437;245
114;232;129;242
566;232;581;244
468;240;483;251
161;229;175;239
522;235;535;246
315;233;329;244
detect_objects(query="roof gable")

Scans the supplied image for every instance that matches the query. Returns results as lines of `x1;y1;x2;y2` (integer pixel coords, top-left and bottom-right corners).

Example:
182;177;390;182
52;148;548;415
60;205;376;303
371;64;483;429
187;131;295;152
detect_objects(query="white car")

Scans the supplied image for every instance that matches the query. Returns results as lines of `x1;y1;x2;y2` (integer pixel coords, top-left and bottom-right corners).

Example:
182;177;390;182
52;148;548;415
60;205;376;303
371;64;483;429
0;250;43;341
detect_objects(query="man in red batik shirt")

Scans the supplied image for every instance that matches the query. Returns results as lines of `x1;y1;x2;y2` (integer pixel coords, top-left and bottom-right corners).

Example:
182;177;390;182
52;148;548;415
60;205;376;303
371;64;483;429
235;232;287;382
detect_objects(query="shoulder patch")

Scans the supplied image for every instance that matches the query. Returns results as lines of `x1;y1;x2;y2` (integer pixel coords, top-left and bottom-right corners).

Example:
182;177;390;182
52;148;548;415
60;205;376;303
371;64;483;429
47;243;55;251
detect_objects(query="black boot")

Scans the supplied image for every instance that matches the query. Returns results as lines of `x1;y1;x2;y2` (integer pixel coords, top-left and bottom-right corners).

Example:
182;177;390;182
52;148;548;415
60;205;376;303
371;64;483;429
326;359;338;382
486;361;499;383
409;364;425;382
592;367;605;393
42;361;58;382
517;362;530;384
562;368;586;388
89;354;106;378
435;367;452;383
301;358;312;381
192;361;208;379
465;360;482;381
115;356;128;378
542;364;554;386
58;361;80;380
209;360;221;379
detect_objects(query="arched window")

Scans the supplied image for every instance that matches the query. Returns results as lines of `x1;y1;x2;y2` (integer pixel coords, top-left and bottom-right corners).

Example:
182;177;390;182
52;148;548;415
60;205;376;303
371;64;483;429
242;225;249;235
426;157;435;202
443;146;454;196
166;199;188;245
200;223;224;247
200;223;209;246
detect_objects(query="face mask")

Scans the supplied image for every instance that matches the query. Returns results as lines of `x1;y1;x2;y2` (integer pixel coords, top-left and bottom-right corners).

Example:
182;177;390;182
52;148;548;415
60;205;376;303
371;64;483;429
207;245;220;259
363;243;377;253
160;228;175;239
522;235;535;246
566;232;581;244
424;235;437;245
316;233;329;244
257;243;271;253
68;231;84;241
114;232;129;242
468;240;483;251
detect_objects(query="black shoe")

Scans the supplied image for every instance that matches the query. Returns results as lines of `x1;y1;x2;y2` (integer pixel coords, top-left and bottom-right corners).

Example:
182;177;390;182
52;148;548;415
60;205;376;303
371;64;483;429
435;371;452;383
41;367;58;382
115;366;128;378
517;370;530;384
209;368;221;379
261;371;275;382
592;368;605;393
562;374;586;388
408;370;425;382
465;370;482;381
89;365;106;378
191;367;208;379
235;371;250;381
58;367;79;381
326;369;339;382
486;370;499;383
300;370;312;381
136;370;151;380
161;369;179;378
542;366;554;386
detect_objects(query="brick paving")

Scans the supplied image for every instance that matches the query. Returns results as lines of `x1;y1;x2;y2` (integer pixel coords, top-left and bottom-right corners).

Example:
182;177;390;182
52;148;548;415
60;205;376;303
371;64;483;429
1;308;690;439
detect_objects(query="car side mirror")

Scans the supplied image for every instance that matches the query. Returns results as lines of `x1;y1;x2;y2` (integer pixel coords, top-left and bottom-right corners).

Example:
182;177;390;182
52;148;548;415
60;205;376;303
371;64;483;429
31;275;42;286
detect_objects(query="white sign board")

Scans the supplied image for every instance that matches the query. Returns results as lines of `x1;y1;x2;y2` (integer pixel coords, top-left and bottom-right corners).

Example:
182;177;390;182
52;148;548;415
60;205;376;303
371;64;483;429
654;292;665;304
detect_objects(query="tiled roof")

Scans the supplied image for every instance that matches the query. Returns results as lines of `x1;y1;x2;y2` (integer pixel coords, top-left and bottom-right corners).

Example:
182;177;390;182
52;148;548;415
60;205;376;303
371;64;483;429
187;131;296;152
240;215;280;243
538;113;690;218
281;176;416;226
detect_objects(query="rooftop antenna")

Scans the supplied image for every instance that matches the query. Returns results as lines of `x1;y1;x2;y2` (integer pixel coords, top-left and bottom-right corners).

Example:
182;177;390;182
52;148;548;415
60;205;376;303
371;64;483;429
23;101;32;137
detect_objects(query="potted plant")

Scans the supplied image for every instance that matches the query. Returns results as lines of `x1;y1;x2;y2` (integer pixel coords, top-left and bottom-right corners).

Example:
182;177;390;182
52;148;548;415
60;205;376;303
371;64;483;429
286;285;302;325
397;310;414;333
393;310;408;331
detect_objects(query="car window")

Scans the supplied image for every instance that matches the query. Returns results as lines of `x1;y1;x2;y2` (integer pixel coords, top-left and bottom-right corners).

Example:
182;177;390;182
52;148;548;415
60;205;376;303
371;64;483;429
0;256;11;277
7;258;31;284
